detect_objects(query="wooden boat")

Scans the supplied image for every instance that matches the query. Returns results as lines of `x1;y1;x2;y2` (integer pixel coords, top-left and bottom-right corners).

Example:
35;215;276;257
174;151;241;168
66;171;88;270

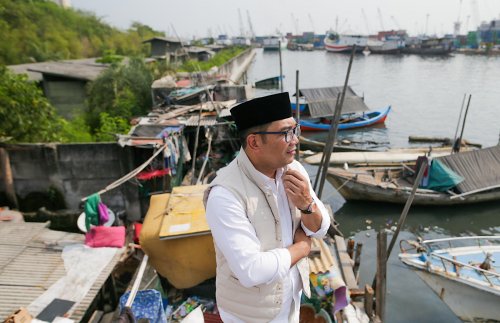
399;236;500;321
298;136;379;153
140;184;216;289
402;37;453;56
326;145;500;205
305;146;459;166
299;106;390;131
255;76;281;89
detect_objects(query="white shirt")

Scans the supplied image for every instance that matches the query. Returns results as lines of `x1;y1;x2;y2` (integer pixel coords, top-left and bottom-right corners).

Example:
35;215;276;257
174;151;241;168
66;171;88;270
206;164;330;322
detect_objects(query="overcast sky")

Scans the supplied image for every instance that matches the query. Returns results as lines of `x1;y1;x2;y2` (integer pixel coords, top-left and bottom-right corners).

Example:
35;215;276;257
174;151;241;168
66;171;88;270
71;0;500;39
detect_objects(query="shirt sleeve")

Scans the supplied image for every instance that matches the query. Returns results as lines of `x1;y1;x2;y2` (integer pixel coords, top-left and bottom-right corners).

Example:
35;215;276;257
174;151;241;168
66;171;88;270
294;162;331;239
205;186;291;288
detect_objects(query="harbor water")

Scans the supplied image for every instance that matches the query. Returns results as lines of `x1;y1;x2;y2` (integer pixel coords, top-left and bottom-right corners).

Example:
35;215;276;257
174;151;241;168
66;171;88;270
247;49;500;322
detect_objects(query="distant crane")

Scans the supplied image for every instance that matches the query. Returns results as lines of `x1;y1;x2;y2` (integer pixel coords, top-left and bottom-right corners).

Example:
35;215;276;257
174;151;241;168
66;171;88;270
377;7;385;31
361;9;370;34
390;15;401;30
238;9;245;37
470;0;480;30
291;13;299;35
308;13;316;33
454;0;463;36
246;10;255;40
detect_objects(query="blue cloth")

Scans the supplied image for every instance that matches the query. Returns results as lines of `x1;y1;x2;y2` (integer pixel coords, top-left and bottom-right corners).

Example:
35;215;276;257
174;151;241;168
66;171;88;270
119;289;166;323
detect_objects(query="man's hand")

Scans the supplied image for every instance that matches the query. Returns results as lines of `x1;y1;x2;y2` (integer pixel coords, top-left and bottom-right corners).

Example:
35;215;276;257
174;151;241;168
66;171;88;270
288;227;312;266
283;169;312;210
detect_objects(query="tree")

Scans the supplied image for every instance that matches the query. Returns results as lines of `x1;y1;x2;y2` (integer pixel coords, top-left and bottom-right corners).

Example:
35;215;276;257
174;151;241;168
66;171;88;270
0;66;62;142
85;57;153;137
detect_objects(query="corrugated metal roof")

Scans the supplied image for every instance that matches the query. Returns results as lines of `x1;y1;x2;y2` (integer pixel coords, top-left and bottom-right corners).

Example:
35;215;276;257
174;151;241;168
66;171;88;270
28;62;107;81
308;238;336;274
0;222;122;321
298;86;369;118
437;145;500;193
185;115;217;127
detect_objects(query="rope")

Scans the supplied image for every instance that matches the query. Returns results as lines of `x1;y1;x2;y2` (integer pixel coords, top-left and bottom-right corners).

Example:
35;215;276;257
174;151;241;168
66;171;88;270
82;144;166;201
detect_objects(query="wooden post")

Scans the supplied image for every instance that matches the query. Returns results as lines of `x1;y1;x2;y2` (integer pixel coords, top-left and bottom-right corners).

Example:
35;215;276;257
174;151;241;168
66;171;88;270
354;242;363;279
364;284;374;319
347;239;355;258
0;147;19;209
375;230;387;321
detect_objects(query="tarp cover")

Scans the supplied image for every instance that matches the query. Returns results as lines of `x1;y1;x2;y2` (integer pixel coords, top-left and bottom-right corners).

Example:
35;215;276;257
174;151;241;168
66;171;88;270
297;86;370;118
436;145;500;193
425;159;464;192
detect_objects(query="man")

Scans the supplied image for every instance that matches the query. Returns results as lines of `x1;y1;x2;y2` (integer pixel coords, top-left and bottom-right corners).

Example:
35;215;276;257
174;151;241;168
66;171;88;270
204;92;330;322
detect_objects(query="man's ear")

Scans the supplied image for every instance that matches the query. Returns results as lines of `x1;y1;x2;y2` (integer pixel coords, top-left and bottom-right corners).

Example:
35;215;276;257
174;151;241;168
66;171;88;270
246;134;261;151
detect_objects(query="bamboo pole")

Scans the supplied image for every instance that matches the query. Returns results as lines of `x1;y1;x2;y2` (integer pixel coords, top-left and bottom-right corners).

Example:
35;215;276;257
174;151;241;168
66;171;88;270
278;41;283;93
295;70;300;160
375;230;387;321
453;94;472;153
317;45;357;198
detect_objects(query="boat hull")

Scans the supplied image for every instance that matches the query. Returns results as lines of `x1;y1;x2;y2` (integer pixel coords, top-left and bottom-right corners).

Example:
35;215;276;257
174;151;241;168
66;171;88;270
327;169;500;205
414;270;500;321
299;106;390;131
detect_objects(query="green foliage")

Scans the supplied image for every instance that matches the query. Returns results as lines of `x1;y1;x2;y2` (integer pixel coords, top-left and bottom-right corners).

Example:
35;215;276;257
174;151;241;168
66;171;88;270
94;112;131;142
180;46;247;72
59;115;94;143
0;0;164;65
86;57;152;135
0;66;62;143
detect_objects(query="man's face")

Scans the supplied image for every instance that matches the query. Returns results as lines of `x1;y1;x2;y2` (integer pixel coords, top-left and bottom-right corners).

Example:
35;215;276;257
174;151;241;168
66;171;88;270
259;117;298;169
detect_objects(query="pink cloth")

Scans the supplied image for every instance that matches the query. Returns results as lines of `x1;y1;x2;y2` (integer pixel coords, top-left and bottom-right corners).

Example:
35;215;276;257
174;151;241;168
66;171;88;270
85;226;125;248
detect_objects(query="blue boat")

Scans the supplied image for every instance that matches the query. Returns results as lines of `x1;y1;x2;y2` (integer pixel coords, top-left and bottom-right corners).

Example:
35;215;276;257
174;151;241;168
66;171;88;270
299;106;391;131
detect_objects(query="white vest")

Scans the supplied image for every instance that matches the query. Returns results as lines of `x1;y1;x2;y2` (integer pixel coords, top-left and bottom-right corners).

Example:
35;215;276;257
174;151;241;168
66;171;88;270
204;148;311;322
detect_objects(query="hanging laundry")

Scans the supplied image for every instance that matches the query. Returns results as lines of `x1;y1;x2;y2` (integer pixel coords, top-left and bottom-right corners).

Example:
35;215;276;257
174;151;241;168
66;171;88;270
84;193;100;231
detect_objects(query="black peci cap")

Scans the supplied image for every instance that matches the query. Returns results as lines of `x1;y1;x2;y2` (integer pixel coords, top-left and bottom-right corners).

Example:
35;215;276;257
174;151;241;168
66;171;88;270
230;92;292;131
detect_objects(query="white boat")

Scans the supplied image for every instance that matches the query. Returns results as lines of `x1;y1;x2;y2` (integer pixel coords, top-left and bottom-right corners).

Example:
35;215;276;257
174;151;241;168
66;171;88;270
324;32;367;53
304;147;458;166
263;36;287;50
399;236;500;322
367;37;404;54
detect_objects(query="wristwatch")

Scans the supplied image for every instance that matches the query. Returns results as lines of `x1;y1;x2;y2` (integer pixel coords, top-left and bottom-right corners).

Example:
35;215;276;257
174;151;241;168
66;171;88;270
299;200;315;214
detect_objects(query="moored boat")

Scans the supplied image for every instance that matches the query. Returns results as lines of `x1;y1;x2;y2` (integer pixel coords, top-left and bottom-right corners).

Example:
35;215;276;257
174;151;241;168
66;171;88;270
324;32;368;53
300;106;390;131
399;236;500;321
326;145;500;205
293;86;390;132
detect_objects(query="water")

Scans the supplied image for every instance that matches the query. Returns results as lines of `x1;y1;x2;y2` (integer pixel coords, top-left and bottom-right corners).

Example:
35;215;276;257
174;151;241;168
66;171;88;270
247;49;500;322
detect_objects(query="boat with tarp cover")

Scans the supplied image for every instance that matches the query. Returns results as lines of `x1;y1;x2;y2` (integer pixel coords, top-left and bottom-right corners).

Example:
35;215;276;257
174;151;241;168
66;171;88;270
292;86;390;131
326;145;500;205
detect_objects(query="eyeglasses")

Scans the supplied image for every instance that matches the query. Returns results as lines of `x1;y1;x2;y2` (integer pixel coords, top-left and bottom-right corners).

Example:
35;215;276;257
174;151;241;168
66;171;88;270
252;124;301;143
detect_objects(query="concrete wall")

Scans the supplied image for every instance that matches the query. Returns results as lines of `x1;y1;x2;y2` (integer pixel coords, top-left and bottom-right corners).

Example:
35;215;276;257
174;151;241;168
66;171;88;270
218;48;256;84
0;143;142;221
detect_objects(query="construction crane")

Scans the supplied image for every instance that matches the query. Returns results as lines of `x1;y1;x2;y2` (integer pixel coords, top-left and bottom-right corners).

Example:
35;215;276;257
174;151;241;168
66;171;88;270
454;0;463;36
246;10;255;40
308;13;316;33
377;7;385;31
390;15;401;30
291;13;299;35
470;0;480;30
238;9;245;37
361;9;370;34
